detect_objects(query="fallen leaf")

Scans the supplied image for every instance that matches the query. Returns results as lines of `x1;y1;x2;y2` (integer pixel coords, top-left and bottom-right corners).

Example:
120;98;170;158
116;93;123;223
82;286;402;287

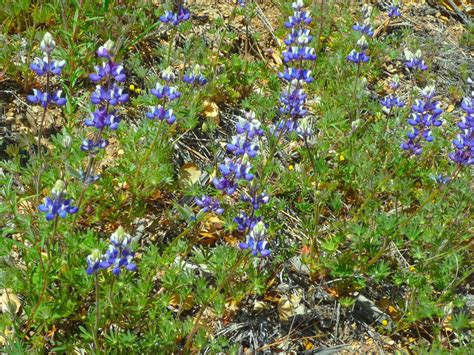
1;290;21;314
178;163;202;188
202;101;220;124
278;291;304;321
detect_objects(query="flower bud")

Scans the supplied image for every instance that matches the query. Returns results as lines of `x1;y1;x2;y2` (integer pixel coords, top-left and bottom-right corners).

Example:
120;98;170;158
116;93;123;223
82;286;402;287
97;40;114;58
192;64;202;76
40;32;56;53
252;221;266;239
52;179;66;197
62;134;72;148
162;67;175;82
357;36;368;50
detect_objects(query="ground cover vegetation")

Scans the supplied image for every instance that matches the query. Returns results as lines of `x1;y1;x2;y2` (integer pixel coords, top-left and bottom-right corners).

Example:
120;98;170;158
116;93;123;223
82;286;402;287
0;0;473;353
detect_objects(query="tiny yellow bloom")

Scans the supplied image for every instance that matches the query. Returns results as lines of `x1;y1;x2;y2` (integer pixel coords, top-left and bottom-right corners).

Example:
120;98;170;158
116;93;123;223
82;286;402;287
339;154;345;162
409;266;416;272
381;319;388;326
135;88;141;94
288;165;294;171
129;84;135;91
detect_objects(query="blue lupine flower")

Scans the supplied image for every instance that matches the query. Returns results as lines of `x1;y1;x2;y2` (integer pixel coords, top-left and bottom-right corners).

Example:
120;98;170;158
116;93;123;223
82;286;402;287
27;89;66;108
241;191;269;210
99;227;137;275
387;1;402;18
236;112;264;137
89;62;126;82
86;249;102;275
347;50;370;64
90;84;129;106
84;106;121;130
284;28;313;45
80;138;109;152
151;83;181;101
432;174;450;185
380;95;405;109
401;85;443;155
234;212;261;232
285;1;312;28
30;56;66;76
352;21;374;37
38;180;78;221
28;33;67;110
195;195;224;214
404;49;428;71
160;6;190;26
239;222;270;257
212;177;237;195
227;136;259;157
278;68;313;83
449;82;473;165
183;65;207;86
283;46;317;63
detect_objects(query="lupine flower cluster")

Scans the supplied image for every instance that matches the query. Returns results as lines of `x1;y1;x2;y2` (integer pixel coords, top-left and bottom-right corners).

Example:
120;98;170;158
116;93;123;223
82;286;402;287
81;40;128;155
146;67;180;124
195;195;224;215
27;33;66;108
86;226;137;275
160;6;190;26
273;0;316;136
239;221;270;257
38;180;78;221
449;78;473;165
387;1;402;18
404;49;428;71
347;5;373;64
196;111;271;257
380;75;405;112
401;85;443;155
183;64;207;87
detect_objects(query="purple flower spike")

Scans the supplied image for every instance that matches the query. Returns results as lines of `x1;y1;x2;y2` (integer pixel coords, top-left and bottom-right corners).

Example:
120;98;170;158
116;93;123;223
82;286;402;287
92;227;137;276
352;22;374;37
239;222;270;257
347;50;370;64
404;49;428;71
195;195;224;214
38;180;78;221
449;81;474;165
401;85;443;156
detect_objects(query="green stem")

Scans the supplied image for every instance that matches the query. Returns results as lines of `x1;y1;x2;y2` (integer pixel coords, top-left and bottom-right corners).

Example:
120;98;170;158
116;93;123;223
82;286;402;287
304;136;321;265
94;273;100;354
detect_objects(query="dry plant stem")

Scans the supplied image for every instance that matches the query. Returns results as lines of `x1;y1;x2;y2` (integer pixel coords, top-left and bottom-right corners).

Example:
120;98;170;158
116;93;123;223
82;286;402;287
182;254;246;353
